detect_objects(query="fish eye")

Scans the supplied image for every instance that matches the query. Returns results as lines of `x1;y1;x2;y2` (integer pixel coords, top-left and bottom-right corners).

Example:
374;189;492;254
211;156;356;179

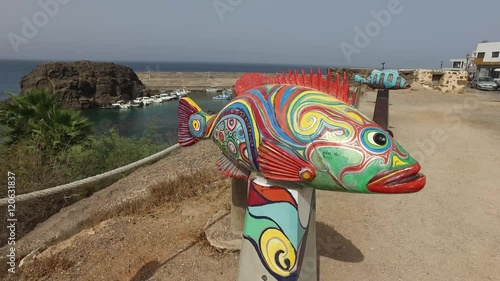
361;128;392;153
372;133;387;145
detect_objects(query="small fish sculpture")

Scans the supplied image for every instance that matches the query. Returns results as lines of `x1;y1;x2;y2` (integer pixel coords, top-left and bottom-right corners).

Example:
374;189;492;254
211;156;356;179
354;69;411;90
178;69;425;193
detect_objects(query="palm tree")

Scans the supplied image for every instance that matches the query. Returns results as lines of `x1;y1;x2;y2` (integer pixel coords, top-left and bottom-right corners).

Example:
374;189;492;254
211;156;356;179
0;89;93;150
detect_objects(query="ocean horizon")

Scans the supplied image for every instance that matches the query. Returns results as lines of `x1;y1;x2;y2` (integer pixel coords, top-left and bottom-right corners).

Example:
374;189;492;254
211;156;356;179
0;59;366;101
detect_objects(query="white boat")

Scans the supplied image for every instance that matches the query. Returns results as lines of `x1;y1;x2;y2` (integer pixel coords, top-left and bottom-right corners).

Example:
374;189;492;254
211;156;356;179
110;100;125;107
171;88;190;97
119;103;131;109
213;92;232;100
159;93;175;101
102;100;129;109
132;97;153;106
206;86;220;93
132;97;144;104
152;95;164;103
142;97;154;105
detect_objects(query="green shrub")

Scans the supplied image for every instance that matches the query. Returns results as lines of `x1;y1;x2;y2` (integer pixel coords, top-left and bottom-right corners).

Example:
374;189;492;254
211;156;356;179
0;90;167;194
0;89;92;151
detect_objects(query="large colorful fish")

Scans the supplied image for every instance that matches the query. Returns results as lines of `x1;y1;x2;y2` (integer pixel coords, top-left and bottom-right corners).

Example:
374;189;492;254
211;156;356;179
178;69;425;280
354;69;411;90
178;69;425;193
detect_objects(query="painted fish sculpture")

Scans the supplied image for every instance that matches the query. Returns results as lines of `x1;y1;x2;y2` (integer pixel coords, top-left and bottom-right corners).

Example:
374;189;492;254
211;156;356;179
178;69;425;194
354;69;410;90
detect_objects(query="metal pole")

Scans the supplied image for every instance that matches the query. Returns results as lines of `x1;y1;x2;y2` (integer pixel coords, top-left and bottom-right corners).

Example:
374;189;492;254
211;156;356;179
373;89;390;131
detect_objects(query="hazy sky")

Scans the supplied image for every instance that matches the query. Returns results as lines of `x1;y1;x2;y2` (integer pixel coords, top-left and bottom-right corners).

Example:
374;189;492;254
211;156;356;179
1;0;499;68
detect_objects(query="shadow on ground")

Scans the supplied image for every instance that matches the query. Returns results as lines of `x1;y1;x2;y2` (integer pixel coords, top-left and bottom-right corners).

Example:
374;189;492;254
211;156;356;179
129;220;364;280
316;221;364;263
130;260;162;281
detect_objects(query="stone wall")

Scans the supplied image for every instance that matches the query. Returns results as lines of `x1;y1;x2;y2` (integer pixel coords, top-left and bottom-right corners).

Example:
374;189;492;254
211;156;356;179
414;69;468;94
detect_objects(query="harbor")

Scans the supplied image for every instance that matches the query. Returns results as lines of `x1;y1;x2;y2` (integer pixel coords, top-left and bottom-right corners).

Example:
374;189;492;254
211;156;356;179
82;91;232;142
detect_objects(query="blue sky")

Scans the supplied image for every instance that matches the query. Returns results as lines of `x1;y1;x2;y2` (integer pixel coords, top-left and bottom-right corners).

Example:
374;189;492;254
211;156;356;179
1;0;499;68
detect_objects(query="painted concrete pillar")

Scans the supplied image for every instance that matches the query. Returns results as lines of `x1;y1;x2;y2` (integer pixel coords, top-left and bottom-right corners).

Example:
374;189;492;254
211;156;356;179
237;176;317;281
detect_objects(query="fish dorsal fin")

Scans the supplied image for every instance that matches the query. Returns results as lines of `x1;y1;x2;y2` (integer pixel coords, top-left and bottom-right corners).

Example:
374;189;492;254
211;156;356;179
234;69;351;103
234;73;269;96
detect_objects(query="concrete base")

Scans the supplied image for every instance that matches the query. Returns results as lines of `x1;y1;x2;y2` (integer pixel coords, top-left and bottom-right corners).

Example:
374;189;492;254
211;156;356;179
204;210;243;252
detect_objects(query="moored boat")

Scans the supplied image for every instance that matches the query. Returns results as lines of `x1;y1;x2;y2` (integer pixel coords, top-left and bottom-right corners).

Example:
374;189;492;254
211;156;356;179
160;93;175;101
206;86;220;93
171;87;190;97
213;92;231;100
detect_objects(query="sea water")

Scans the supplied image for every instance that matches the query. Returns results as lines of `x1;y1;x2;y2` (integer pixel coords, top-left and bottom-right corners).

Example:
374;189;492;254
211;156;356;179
0;59;331;142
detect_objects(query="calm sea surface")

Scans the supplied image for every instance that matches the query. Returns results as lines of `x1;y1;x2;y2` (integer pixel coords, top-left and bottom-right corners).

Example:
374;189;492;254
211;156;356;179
0;59;332;142
83;92;230;144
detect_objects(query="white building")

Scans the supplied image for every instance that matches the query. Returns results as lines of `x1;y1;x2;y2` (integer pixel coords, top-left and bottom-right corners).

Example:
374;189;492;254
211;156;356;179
448;59;467;70
473;41;500;78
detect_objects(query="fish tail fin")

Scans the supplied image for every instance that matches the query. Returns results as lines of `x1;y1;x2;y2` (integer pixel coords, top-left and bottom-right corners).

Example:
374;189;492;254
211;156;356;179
354;75;363;83
178;97;213;147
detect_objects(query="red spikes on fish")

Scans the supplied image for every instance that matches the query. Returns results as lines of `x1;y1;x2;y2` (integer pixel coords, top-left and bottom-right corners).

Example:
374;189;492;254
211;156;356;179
234;73;269;96
234;69;351;103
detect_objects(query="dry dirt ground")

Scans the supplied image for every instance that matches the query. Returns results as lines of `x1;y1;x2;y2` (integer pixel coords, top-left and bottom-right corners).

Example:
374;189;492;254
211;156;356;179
8;85;500;280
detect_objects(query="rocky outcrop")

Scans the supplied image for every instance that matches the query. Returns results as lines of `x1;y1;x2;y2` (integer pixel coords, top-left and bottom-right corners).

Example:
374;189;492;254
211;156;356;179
20;61;145;109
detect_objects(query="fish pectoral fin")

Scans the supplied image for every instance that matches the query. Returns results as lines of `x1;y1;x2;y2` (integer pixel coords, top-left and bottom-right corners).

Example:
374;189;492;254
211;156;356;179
216;154;250;179
257;139;316;182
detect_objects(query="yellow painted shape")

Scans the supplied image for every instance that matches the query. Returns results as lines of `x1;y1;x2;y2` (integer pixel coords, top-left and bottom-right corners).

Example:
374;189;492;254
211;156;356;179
260;228;296;277
392;155;408;168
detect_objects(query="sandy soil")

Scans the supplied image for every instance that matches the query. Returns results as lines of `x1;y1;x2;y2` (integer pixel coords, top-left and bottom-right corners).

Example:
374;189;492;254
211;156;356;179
12;85;500;280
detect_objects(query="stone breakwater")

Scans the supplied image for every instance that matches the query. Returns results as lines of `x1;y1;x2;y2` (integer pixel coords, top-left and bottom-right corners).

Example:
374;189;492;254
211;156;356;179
136;71;246;91
136;70;368;91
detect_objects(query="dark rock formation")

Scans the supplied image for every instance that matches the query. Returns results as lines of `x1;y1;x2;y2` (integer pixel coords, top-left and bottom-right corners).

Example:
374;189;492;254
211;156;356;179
20;61;145;109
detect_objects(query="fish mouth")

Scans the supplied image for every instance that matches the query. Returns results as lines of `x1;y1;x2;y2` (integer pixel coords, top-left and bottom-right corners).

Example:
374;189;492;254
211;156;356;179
367;163;425;193
404;83;411;89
